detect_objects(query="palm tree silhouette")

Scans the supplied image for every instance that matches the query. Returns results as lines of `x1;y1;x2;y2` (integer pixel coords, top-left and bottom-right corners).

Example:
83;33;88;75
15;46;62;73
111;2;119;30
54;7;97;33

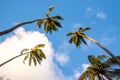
0;44;46;67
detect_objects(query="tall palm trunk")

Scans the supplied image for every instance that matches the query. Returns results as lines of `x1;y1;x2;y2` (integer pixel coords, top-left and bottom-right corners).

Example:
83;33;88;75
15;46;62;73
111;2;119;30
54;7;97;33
0;52;29;67
82;34;120;64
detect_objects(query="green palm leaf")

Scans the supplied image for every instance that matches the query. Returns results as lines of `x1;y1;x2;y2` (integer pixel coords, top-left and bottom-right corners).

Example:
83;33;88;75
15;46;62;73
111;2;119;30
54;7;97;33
66;32;74;37
23;54;29;64
37;19;44;28
52;15;64;20
20;48;29;55
46;6;55;16
29;53;32;66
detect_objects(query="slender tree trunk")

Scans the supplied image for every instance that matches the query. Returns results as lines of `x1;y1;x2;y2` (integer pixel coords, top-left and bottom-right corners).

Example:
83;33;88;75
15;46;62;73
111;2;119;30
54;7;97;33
0;52;29;67
83;35;120;64
0;19;40;36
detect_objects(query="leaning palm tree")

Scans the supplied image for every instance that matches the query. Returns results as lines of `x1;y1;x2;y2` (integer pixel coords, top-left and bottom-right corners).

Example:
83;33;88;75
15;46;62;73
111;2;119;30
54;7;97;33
79;55;112;80
66;27;120;64
0;44;46;67
0;6;63;36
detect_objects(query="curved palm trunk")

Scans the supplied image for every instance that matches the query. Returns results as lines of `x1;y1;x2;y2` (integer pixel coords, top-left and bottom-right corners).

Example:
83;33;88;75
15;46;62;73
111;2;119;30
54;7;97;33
83;35;120;64
0;19;40;36
0;52;29;67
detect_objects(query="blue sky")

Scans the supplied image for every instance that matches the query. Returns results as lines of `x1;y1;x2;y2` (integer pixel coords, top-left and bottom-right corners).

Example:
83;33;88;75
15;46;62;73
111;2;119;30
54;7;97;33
0;0;120;80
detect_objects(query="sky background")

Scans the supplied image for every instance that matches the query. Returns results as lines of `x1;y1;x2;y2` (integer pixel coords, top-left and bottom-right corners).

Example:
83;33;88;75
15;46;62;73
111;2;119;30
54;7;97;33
0;0;120;80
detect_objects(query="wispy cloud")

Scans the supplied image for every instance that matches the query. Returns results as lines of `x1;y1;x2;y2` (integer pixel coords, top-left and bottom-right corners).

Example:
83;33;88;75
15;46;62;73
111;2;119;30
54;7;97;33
54;42;70;66
0;27;73;80
85;7;107;19
54;53;69;66
85;7;94;17
97;12;106;19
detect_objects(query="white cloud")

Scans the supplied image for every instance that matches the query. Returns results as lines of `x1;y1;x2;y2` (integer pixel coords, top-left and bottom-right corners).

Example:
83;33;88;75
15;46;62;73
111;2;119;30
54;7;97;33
0;27;73;80
82;64;90;71
54;42;70;66
97;12;106;19
85;7;94;17
86;7;92;13
85;7;107;19
55;53;69;66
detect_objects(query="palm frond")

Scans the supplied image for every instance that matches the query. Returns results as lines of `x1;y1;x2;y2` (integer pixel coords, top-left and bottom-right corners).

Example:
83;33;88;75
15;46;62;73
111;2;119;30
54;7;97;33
46;6;55;16
80;37;87;45
52;15;64;20
37;19;44;28
66;32;74;37
53;19;62;27
44;20;50;33
97;55;109;61
20;48;29;54
103;56;120;67
29;53;32;66
23;54;29;64
34;44;45;48
37;49;46;59
79;27;91;32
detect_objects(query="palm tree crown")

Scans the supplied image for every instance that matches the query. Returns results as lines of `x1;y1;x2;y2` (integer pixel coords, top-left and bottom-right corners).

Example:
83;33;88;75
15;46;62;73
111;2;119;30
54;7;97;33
21;44;46;66
66;27;90;47
37;6;64;34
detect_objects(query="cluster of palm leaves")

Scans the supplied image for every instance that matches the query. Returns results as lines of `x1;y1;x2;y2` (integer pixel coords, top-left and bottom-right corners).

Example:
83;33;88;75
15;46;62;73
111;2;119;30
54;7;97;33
66;27;90;47
21;44;46;66
79;55;120;80
37;6;64;33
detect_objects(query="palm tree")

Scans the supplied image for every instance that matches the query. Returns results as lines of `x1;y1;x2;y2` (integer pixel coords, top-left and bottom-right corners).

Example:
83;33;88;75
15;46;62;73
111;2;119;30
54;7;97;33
66;27;120;64
79;55;112;80
0;6;63;36
0;44;46;67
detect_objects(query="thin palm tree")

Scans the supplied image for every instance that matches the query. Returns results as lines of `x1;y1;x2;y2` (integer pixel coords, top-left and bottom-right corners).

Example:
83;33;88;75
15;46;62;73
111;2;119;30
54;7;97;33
79;55;112;80
66;27;120;64
0;44;46;67
0;6;63;36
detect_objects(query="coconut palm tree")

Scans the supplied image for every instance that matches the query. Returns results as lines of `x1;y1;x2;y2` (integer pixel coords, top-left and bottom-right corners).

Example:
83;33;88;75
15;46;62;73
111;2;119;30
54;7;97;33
0;44;46;67
0;6;63;36
66;27;120;64
79;55;112;80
